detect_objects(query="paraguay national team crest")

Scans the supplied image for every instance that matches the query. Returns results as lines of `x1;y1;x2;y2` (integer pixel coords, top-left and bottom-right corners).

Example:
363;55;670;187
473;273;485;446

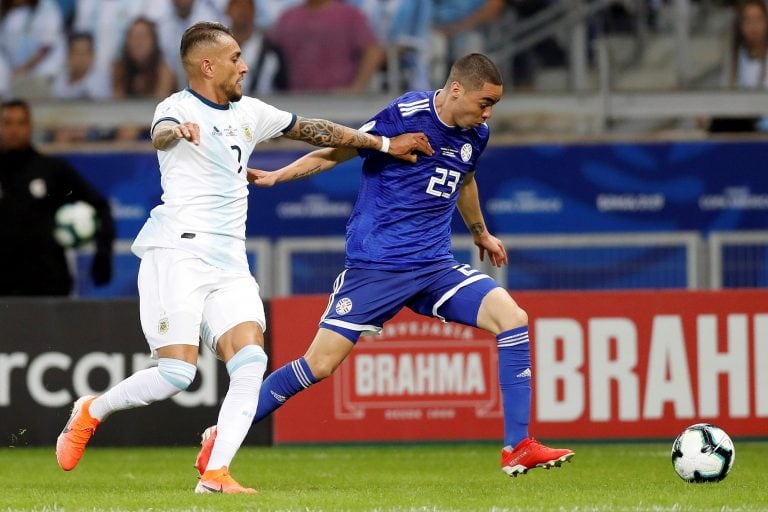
460;143;472;162
335;297;353;315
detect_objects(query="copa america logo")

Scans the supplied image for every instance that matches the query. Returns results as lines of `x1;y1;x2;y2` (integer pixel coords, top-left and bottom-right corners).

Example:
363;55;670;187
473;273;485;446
335;297;353;315
460;143;472;162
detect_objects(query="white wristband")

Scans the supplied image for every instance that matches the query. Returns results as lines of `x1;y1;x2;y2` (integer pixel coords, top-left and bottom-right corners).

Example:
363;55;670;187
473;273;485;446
379;136;390;154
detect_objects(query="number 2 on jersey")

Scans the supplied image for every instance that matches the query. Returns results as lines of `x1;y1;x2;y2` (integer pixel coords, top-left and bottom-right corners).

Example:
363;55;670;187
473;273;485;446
426;167;461;198
230;145;243;173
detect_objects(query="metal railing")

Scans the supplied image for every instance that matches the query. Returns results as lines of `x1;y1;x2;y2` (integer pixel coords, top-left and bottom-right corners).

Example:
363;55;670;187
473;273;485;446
71;231;768;298
709;231;768;289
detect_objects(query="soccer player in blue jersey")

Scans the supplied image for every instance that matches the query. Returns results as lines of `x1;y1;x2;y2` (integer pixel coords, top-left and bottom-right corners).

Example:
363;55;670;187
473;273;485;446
195;53;574;477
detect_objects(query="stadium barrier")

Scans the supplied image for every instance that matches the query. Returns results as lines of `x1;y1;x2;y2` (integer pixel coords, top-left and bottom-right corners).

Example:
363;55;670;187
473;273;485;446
71;231;768;299
3;290;767;446
269;291;768;444
0;298;271;447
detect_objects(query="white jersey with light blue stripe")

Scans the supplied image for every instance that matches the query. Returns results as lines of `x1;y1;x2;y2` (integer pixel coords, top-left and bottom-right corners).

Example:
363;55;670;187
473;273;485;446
132;88;295;272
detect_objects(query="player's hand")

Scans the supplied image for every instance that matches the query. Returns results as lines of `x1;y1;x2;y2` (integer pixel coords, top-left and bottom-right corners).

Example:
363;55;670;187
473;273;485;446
247;168;280;187
388;132;434;163
476;234;508;268
172;122;200;145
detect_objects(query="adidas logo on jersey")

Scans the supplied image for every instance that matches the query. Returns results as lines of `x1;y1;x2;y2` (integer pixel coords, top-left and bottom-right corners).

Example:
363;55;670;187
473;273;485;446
516;368;532;379
212;126;222;136
270;390;287;403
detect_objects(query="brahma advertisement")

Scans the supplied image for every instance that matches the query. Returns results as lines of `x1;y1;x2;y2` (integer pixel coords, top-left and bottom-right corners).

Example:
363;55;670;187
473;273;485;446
270;290;768;443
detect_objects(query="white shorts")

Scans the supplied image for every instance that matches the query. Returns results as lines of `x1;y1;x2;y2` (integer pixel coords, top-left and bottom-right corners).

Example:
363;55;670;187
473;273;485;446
138;248;266;357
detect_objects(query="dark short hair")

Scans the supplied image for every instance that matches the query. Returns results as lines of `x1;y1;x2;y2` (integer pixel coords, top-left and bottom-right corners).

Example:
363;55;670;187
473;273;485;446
180;21;234;62
448;53;503;91
68;31;94;47
1;98;31;116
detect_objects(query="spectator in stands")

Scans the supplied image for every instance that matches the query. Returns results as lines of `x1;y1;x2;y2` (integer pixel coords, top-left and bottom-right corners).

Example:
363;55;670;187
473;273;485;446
226;0;286;94
349;0;433;91
253;0;301;31
431;0;505;85
0;0;67;97
709;0;768;132
73;0;156;78
269;0;384;93
50;32;112;143
51;32;111;101
0;99;114;296
112;17;176;141
155;0;222;84
112;17;176;99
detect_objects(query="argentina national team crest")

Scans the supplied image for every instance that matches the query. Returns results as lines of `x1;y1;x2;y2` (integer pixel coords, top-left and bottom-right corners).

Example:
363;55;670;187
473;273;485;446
158;317;169;335
335;297;353;315
242;124;253;142
460;143;472;162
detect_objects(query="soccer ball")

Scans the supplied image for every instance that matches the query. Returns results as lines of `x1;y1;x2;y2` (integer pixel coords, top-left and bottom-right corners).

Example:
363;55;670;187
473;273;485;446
671;423;735;483
53;201;98;248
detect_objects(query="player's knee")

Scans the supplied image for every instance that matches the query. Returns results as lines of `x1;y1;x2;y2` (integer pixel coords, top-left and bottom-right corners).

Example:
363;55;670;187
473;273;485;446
510;303;528;328
479;288;528;333
309;362;335;380
157;358;197;391
305;356;338;381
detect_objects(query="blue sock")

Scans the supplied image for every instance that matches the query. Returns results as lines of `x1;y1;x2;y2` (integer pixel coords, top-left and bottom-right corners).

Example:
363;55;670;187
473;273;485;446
497;326;532;448
253;357;317;423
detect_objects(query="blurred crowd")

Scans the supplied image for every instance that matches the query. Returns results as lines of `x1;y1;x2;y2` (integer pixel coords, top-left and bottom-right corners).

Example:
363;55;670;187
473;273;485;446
0;0;766;141
0;0;536;140
0;1;511;100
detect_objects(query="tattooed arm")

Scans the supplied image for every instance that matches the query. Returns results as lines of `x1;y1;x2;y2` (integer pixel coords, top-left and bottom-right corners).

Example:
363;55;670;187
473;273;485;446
248;147;358;187
283;117;433;163
457;172;508;267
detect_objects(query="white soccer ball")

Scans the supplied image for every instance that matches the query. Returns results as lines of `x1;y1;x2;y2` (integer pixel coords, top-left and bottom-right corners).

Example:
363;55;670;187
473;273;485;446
53;201;98;248
671;423;735;483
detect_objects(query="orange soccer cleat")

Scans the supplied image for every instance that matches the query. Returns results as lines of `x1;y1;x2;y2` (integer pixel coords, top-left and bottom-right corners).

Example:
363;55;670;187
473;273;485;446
195;465;257;494
56;395;100;471
501;437;574;477
194;425;217;476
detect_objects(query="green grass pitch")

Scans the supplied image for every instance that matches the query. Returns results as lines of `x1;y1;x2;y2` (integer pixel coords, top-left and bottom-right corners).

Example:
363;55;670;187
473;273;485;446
2;442;766;511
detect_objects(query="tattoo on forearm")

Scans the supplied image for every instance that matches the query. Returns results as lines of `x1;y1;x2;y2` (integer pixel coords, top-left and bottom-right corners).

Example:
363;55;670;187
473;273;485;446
153;128;177;150
470;223;485;236
293;165;325;180
291;117;376;149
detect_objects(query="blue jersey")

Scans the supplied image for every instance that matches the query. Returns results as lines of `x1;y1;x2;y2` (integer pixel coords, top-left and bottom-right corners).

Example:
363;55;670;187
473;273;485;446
347;90;490;270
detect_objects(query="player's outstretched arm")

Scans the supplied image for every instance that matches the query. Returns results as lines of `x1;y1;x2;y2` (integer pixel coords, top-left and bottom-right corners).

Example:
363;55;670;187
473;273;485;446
457;172;508;267
151;120;200;150
248;147;358;187
283;117;433;162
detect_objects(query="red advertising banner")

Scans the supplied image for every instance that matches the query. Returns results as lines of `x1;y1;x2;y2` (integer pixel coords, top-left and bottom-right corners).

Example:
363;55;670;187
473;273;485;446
270;290;768;443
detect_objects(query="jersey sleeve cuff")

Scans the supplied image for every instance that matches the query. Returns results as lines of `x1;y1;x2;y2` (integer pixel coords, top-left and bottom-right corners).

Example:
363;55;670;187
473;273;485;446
151;117;180;137
281;113;297;134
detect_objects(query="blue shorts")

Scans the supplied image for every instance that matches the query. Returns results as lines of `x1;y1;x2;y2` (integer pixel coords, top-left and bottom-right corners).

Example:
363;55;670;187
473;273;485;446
319;260;500;342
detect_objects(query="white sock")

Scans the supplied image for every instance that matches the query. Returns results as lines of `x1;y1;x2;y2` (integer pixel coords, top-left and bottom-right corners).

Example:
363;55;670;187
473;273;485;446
89;367;182;421
206;346;267;472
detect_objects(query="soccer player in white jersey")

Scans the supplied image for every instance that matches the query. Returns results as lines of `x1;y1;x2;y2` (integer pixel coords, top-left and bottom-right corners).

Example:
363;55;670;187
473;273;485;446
55;21;433;494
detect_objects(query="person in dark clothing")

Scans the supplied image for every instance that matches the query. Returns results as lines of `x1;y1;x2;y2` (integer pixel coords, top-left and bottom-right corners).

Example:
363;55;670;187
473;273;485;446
0;98;114;296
